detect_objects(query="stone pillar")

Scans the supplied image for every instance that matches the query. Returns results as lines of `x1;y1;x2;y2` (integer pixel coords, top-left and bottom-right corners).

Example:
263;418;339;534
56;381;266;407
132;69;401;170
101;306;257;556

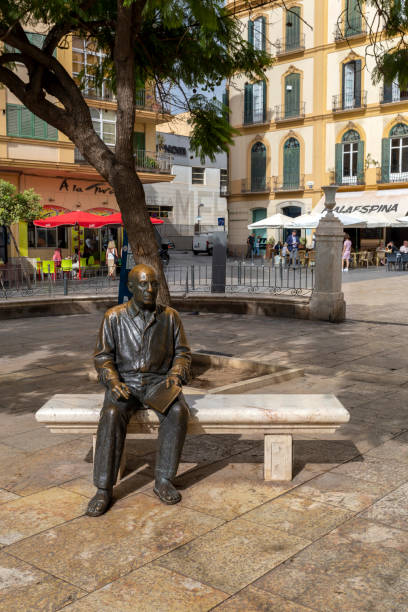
309;185;346;322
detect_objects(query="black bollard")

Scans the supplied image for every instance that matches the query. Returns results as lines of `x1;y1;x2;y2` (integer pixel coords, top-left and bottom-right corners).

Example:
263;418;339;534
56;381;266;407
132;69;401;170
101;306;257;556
211;232;227;293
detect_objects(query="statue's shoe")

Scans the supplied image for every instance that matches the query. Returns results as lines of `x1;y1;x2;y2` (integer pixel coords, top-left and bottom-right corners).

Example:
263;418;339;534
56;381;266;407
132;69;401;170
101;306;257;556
86;490;112;517
153;478;181;505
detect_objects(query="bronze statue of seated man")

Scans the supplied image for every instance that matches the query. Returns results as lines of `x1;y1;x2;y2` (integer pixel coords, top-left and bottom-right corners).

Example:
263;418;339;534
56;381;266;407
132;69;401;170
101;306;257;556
86;263;191;517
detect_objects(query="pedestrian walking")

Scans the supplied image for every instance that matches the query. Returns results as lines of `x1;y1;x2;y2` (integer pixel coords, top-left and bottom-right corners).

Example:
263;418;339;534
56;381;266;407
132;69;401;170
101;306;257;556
246;233;255;258
106;240;118;278
342;233;352;271
287;230;299;268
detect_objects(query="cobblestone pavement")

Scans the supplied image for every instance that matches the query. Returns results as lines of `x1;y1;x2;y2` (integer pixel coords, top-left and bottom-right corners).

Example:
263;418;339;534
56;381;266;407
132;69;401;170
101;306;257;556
0;274;408;610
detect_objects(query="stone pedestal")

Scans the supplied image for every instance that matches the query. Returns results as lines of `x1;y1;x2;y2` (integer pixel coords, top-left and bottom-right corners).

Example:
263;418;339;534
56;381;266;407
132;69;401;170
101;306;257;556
309;186;346;323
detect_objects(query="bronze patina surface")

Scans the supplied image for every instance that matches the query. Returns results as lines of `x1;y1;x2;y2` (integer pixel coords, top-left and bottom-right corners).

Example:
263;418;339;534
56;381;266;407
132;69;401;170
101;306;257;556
86;264;191;517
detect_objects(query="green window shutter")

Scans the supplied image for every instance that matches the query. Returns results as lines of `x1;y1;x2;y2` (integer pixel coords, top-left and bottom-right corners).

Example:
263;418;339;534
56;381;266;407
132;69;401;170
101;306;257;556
381;137;390;183
250;142;266;191
27;32;45;49
286;7;301;50
260;16;266;51
6;105;19;136
354;60;362;107
20;107;33;137
133;131;145;151
345;0;361;36
357;140;365;183
248;20;254;46
262;80;267;122
335;143;343;184
383;80;393;103
244;83;253;124
283;139;300;188
33;114;45;139
46;122;58;141
285;73;300;118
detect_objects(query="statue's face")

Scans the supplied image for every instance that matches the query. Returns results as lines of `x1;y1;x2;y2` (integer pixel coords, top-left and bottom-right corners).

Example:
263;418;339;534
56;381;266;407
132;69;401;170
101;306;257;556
128;265;159;309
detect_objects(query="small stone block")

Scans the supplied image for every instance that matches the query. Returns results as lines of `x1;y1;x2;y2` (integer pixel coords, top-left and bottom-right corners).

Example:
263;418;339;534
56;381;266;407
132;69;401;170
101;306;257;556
264;434;293;481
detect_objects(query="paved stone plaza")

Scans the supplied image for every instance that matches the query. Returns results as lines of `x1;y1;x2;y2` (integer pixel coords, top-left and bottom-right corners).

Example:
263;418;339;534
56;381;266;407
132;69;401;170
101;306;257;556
0;273;408;610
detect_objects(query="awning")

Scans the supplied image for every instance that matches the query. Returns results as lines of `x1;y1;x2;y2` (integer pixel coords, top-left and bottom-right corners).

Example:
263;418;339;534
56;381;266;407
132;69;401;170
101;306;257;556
314;189;408;225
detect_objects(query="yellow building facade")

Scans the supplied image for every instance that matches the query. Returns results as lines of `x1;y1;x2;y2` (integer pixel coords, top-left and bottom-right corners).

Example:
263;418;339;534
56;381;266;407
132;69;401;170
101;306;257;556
0;30;173;264
227;0;408;253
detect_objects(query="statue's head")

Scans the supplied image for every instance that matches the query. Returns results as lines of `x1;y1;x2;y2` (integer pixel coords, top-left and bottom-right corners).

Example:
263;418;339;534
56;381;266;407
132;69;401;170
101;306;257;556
128;264;159;310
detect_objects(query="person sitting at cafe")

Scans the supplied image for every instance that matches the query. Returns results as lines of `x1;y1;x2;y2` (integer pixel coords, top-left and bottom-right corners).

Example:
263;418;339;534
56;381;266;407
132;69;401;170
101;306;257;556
52;248;62;268
400;240;408;254
386;241;398;254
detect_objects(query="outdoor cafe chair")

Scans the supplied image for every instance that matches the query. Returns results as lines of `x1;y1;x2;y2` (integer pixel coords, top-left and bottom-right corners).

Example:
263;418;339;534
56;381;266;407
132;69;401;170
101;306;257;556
386;253;398;270
42;260;55;280
401;253;408;269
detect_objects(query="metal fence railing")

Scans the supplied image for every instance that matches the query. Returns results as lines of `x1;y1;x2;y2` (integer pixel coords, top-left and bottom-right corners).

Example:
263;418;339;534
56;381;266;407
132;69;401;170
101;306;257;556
0;262;314;300
165;263;314;296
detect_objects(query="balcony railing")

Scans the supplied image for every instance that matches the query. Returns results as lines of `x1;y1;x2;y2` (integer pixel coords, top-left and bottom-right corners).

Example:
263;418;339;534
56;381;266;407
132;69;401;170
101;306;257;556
329;171;365;186
220;184;230;197
75;147;173;173
79;82;170;113
380;87;408;105
274;101;306;122
332;91;367;112
377;168;408;184
275;34;306;56
334;16;366;40
241;178;271;193
243;110;273;126
273;175;305;192
134;150;173;174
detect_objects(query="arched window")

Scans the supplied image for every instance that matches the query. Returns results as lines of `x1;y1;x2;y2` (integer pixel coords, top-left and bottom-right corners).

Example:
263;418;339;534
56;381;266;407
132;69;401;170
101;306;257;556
380;123;408;182
284;73;300;119
335;129;364;185
283;137;300;189
251;142;267;191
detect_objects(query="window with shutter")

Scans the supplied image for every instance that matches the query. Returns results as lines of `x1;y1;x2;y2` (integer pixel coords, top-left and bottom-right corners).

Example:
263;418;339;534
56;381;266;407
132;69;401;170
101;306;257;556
340;130;361;184
6;105;19;136
389;123;408;182
252;81;264;123
283;137;300;189
6;104;58;140
248;20;254;46
345;0;362;37
285;73;300;118
286;7;301;51
251;142;267;191
381;138;390;183
244;83;253;124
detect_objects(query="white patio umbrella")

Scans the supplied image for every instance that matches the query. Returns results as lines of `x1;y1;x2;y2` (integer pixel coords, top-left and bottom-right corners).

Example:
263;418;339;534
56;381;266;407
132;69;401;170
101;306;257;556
396;216;408;225
247;213;295;230
364;212;397;228
290;211;366;229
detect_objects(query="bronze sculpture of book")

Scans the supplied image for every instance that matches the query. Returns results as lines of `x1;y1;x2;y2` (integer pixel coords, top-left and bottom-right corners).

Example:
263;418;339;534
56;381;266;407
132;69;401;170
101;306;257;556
144;380;182;414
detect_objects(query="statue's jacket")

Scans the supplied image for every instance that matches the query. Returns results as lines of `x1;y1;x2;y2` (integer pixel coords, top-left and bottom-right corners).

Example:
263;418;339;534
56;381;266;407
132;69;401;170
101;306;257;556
94;299;191;389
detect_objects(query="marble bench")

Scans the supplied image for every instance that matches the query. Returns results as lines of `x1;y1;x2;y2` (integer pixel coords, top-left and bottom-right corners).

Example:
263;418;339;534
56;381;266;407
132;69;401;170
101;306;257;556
35;393;349;482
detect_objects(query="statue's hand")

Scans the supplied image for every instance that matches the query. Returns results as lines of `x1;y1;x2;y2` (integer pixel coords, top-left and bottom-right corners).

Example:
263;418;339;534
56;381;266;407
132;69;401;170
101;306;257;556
109;380;131;400
166;374;182;389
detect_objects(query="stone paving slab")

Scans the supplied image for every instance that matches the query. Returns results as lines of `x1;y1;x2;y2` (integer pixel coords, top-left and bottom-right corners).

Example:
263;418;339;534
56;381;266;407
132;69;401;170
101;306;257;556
0;274;408;609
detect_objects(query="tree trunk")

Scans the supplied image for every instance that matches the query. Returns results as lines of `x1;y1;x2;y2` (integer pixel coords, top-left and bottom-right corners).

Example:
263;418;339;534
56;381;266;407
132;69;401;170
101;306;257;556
109;163;171;306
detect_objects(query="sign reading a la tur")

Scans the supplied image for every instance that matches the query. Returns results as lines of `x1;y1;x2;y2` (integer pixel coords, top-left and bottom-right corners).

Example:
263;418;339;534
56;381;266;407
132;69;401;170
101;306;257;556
59;178;114;195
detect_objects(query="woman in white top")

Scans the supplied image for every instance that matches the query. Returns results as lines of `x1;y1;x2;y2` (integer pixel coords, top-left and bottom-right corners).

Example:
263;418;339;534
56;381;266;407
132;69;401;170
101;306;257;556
106;240;118;278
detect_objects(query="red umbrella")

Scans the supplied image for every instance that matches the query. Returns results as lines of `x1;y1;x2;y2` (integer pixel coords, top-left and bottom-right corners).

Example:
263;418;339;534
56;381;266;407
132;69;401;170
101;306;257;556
97;213;164;226
34;211;108;228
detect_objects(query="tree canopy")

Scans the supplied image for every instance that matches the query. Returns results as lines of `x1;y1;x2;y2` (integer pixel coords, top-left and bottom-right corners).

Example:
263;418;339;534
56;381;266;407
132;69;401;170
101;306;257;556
0;0;274;302
0;179;43;228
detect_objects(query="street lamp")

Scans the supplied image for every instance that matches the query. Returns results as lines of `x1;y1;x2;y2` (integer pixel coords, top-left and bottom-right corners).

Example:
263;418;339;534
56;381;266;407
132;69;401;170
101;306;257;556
196;203;204;234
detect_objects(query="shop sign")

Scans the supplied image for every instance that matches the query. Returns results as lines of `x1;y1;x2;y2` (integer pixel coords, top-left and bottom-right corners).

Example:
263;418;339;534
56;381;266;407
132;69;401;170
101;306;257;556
59;178;114;195
334;203;399;214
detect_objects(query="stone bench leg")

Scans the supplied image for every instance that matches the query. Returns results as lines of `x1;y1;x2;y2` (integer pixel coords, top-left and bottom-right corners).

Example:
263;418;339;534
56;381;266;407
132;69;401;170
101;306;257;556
92;434;127;486
264;434;293;481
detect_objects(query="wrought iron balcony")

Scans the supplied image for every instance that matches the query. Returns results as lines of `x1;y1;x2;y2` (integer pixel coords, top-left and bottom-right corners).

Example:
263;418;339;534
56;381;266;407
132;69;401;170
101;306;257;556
329;170;365;186
272;175;305;192
241;178;271;193
380;87;408;105
243;109;273;126
75;147;173;173
377;167;408;184
332;91;367;112
334;16;366;41
134;150;173;173
275;34;306;56
274;101;306;122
